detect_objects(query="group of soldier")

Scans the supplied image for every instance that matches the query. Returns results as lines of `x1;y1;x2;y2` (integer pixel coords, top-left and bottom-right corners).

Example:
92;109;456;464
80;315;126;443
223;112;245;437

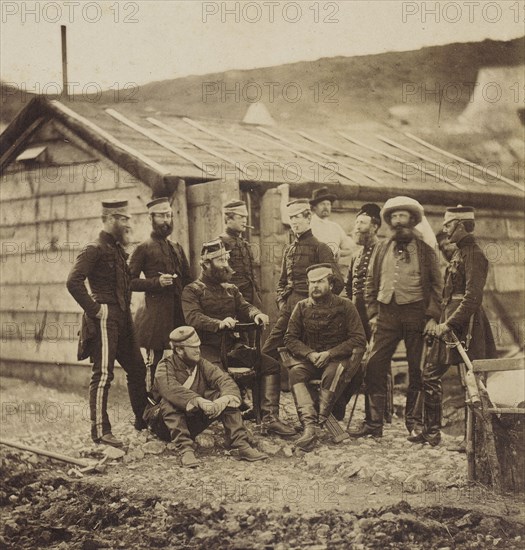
66;187;496;467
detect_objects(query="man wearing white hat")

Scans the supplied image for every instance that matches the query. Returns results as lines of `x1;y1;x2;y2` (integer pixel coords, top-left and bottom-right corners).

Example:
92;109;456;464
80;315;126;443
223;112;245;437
145;326;268;467
219;199;261;307
350;196;442;438
182;239;296;437
408;206;496;449
284;264;366;451
130;197;192;388
67;199;148;447
262;199;344;362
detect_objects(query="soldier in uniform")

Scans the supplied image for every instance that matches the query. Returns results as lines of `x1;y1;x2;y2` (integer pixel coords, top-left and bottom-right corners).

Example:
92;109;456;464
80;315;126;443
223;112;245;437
67;200;148;447
146;326;268;467
182;240;296;437
345;203;382;341
129;197;192;388
262;199;344;361
408;206;496;448
284;264;366;451
219;199;261;308
350;197;443;438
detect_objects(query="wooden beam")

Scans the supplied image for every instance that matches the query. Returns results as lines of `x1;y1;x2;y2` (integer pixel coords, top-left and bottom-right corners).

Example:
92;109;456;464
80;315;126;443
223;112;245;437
256;128;360;185
487;407;525;415
377;134;488;186
405;132;524;192
0;117;45;170
297;130;405;180
338;132;466;191
472;357;525;373
104;109;208;175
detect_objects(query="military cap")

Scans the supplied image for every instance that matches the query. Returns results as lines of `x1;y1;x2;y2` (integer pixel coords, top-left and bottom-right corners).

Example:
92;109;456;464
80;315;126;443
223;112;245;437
287;199;311;217
357;203;382;227
102;199;130;218
201;239;229;261
443;205;475;225
381;196;423;226
169;326;201;347
223;200;248;217
147;197;172;214
309;187;337;206
306;263;333;282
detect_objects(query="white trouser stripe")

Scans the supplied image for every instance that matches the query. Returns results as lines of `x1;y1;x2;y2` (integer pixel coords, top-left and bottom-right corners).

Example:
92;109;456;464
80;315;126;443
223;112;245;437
96;304;109;438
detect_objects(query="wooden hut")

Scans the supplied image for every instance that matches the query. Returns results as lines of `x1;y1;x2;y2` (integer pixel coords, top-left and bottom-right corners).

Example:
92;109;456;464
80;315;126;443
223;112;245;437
0;96;523;385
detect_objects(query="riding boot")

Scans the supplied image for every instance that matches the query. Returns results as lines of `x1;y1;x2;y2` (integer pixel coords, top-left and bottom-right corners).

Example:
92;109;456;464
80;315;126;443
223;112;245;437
408;393;441;446
260;374;296;436
292;383;319;451
405;389;423;434
348;393;384;437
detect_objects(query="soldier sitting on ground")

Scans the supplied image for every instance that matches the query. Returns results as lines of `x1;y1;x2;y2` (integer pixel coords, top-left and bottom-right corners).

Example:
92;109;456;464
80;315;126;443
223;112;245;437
144;326;268;467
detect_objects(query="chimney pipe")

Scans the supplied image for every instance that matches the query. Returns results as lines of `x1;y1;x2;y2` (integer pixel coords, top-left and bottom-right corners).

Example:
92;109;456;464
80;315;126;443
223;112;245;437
61;25;68;99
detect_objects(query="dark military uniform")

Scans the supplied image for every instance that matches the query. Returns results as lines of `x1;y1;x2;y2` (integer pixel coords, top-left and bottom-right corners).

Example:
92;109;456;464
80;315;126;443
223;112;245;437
345;241;378;341
421;234;497;440
67;231;147;441
219;228;261;307
149;353;249;452
262;229;344;359
129;233;191;380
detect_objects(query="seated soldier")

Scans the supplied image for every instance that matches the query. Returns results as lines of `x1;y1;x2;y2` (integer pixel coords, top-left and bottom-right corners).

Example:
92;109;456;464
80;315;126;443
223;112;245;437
182;239;296;437
146;326;268;467
284;264;366;451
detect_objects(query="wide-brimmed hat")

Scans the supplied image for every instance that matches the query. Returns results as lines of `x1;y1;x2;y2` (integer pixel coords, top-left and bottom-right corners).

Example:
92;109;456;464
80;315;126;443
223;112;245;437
381;196;423;226
309;187;337;207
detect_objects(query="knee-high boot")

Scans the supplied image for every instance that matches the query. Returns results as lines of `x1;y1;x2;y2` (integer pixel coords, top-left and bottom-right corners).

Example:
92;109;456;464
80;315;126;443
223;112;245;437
292;383;319;451
260;374;296;436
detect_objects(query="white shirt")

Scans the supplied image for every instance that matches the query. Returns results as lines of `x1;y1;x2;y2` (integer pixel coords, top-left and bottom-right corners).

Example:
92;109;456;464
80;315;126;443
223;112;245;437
311;214;354;259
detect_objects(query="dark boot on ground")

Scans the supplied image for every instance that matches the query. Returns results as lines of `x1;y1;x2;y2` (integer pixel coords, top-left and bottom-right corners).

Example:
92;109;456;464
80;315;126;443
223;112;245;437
260;374;296;436
405;388;424;434
93;432;124;448
294;425;319;452
348;394;385;438
231;446;269;461
292;383;319;451
408;391;442;446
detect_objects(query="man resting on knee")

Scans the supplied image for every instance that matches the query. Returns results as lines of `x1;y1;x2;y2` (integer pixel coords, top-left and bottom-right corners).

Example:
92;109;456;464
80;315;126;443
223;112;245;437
145;326;268;467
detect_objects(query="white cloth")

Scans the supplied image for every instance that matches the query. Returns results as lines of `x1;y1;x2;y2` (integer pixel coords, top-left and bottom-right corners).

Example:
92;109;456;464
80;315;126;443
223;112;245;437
310;214;353;258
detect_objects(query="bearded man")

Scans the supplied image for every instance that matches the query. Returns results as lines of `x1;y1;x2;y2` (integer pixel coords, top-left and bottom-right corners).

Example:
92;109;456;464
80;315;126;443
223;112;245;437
349;197;443;438
130;198;192;388
67;200;148;447
182;240;296;437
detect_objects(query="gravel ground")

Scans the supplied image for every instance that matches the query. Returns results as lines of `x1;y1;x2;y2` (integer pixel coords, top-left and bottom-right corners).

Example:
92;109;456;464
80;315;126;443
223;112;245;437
1;376;524;549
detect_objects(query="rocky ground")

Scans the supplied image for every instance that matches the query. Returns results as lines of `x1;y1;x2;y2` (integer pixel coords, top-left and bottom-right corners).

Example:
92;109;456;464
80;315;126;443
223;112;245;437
1;376;524;549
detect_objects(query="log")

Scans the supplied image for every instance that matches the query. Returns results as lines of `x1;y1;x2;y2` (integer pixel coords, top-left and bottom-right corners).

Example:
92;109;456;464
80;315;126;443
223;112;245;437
0;438;91;468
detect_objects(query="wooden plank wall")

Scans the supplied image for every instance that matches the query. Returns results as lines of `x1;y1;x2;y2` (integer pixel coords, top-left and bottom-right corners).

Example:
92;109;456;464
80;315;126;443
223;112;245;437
0;120;188;368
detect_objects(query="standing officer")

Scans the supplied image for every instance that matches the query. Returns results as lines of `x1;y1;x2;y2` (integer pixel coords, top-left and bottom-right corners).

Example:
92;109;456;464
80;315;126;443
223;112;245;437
284;264;366;451
130;197;192;388
182;240;296;437
345;203;382;341
262;199;344;361
408;206;496;448
219;199;262;307
350;196;443;438
67;200;148;447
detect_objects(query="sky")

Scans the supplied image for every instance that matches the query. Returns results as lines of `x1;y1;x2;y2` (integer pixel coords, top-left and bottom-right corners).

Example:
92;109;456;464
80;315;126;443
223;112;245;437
1;0;523;91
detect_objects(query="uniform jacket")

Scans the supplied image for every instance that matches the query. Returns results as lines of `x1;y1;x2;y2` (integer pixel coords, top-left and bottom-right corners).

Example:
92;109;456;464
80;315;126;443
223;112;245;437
182;274;261;351
129;233;192;350
219;228;261;306
285;294;366;360
67;231;131;317
366;237;443;322
276;229;344;306
152;353;241;411
431;234;496;364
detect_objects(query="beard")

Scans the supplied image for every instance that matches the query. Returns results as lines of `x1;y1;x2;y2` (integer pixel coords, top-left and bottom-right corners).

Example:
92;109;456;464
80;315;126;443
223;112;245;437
114;225;131;246
354;230;369;246
209;264;234;283
153;220;173;238
392;224;414;244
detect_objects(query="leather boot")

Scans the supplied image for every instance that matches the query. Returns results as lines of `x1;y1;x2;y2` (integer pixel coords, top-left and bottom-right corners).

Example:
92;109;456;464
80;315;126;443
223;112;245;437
292;383;318;451
408;392;441;446
348;394;385;438
318;388;337;426
260;374;296;436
